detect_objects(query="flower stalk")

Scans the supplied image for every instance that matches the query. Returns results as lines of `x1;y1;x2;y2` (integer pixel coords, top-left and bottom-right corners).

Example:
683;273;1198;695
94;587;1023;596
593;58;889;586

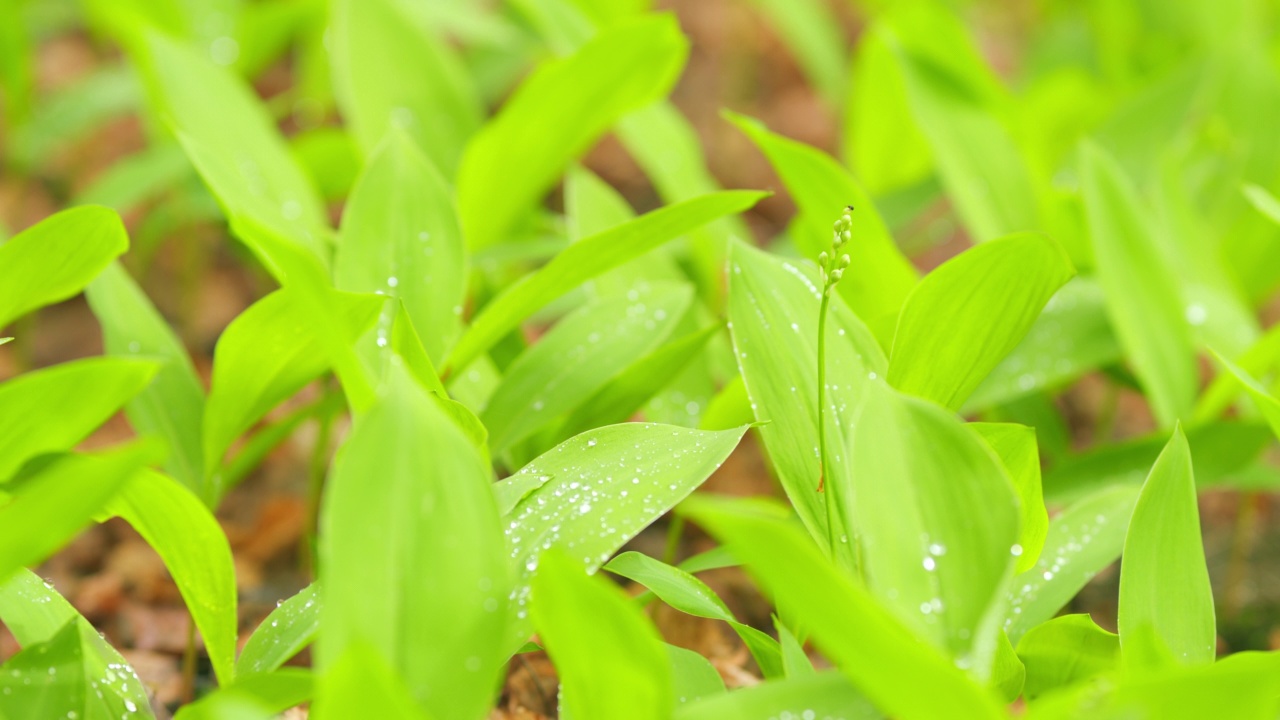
817;207;853;556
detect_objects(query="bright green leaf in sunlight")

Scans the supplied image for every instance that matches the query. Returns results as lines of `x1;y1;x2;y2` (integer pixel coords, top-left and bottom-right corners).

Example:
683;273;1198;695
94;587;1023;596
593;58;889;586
844;26;932;196
318;365;509;720
336;130;467;364
139;33;330;271
1017;614;1119;700
667;644;725;707
1005;485;1139;644
445;190;765;375
532;551;672;719
456;14;688;249
676;672;878;720
0;357;157;483
0;205;128;329
311;643;428;720
173;669;312;720
330;0;482;174
970;423;1048;574
1243;183;1280;226
0;443;156;584
888;233;1075;411
237;584;321;677
87;262;208;500
105;470;237;685
726;239;886;566
726;111;916;328
1118;426;1215;668
605;551;783;678
497;422;746;651
481;282;692;454
681;497;1005;720
844;382;1020;677
1210;351;1280;440
1080;141;1197;428
203;289;383;485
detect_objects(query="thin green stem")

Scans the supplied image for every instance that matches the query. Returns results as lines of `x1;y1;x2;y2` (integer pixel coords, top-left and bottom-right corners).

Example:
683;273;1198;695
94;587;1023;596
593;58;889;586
304;385;338;580
817;288;839;558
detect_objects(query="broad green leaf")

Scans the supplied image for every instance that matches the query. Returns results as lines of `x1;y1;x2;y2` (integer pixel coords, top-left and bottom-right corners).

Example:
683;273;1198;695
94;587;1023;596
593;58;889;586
991;630;1026;701
87;262;207;500
1042;420;1272;505
1017;614;1119;700
667;644;725;707
532;550;672;720
844;26;932;195
886;15;1041;243
445;190;765;375
0;619;156;720
1243;183;1280;226
336;130;467;364
457;14;688;249
964;278;1122;411
743;0;844;106
726;112;916;326
499;422;747;650
888;233;1075;411
681;496;1005;720
237;584;322;677
204;289;383;482
330;0;482;174
1079;142;1197;427
311;642;430;720
105;470;238;685
1118;426;1215;667
0;443;155;584
844;382;1020;675
970;423;1048;573
174;669;312;720
0;357;157;483
318;365;509;720
675;672;879;720
0;206;128;328
726;239;886;564
139;32;330;271
605;551;783;678
1210;351;1280;440
1005;485;1139;644
481;283;692;453
1196;323;1280;421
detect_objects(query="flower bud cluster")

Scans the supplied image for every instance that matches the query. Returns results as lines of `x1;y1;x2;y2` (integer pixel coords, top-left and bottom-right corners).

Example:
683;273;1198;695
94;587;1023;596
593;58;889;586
819;206;854;292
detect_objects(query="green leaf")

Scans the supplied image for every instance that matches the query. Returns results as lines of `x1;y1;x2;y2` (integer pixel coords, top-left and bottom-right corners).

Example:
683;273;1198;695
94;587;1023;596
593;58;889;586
456;13;688;249
311;642;430;720
844;26;932;196
681;496;1005;720
726;239;886;563
105;470;238;686
336;129;467;364
0;205;128;328
1243;183;1280;226
237;584;322;677
139;32;330;272
0;619;156;720
1004;485;1139;644
605;551;783;678
970;423;1048;574
318;365;509;720
1118;425;1215;668
481;283;692;453
1079;141;1197;427
330;0;482;174
991;630;1025;701
87;262;207;500
725;111;916;327
445;190;765;375
742;0;845;106
667;644;726;707
204;289;383;482
844;382;1020;675
0;443;156;584
1017;614;1119;700
173;669;312;720
1209;351;1280;440
0;357;157;483
498;422;747;650
675;672;880;719
964;278;1122;412
779;624;816;678
533;550;672;719
888;233;1075;411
